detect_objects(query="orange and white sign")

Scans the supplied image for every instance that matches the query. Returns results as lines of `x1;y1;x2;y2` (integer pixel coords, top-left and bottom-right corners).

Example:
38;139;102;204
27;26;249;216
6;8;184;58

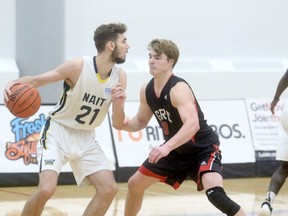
111;102;163;167
112;100;255;167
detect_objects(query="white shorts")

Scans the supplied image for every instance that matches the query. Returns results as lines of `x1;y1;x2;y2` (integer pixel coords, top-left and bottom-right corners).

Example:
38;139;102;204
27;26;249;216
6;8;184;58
37;118;112;186
277;109;288;161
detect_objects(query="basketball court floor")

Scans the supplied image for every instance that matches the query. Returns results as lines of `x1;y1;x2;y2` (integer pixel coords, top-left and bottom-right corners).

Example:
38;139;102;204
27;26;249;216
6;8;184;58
0;177;287;216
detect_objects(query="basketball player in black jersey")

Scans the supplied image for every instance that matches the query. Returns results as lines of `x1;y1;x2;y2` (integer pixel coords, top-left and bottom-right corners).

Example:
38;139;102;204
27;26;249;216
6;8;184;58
117;39;246;216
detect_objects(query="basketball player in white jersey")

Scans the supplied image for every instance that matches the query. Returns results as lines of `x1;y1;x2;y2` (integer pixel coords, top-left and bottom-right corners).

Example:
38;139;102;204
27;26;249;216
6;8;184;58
3;22;129;216
259;68;288;216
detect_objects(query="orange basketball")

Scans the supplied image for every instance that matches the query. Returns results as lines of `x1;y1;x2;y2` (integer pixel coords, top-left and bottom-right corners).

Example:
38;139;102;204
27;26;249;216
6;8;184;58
7;83;41;118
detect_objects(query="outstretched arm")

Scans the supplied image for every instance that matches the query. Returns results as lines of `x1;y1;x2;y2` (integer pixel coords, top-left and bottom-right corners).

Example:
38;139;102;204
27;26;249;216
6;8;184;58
271;69;288;114
3;57;83;106
111;69;127;129
119;84;153;132
149;82;200;163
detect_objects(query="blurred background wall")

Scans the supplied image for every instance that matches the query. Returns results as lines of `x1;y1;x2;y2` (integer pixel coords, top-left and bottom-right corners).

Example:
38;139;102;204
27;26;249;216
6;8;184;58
1;0;288;102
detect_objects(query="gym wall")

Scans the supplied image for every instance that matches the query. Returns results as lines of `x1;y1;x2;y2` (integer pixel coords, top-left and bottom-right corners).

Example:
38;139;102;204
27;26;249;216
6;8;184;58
1;0;288;103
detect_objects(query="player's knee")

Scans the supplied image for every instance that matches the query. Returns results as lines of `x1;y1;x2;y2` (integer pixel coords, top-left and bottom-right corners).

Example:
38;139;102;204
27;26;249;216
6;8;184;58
105;182;118;197
127;175;146;193
281;161;288;172
37;186;56;200
206;186;240;216
98;182;118;201
110;182;118;196
127;176;138;191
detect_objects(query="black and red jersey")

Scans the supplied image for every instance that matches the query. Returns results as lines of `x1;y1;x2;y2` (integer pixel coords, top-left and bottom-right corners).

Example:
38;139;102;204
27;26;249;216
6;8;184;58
145;75;219;154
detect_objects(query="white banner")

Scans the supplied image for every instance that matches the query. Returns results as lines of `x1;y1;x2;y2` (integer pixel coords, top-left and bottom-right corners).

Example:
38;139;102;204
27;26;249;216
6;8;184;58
2;98;284;173
245;98;287;151
0;105;115;173
0;106;53;173
199;99;255;163
112;100;255;167
111;102;163;167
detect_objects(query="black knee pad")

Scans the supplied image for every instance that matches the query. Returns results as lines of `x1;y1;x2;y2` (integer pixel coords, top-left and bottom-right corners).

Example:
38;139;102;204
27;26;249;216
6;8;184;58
206;186;240;216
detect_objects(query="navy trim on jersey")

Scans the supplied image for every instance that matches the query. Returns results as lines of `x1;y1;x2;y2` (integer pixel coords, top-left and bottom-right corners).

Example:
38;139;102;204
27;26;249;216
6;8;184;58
93;56;112;77
40;117;51;150
50;81;70;116
93;56;98;73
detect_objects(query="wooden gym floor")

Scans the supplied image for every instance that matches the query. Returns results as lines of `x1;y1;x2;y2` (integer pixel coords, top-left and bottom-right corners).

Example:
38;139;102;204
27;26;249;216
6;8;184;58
0;177;287;216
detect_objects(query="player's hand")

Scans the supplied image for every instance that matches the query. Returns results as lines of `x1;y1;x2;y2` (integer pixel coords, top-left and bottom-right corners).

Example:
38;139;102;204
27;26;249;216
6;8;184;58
3;81;20;107
270;98;279;115
148;145;170;164
111;83;126;103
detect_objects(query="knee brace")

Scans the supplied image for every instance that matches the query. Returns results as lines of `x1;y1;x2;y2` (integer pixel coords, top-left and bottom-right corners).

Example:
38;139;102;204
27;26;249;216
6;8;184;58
206;186;240;216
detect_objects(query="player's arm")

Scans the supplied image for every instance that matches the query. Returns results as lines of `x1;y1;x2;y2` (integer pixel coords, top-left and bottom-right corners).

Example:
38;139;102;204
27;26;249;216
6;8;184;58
111;68;127;129
164;82;200;151
120;83;153;132
271;68;288;114
3;57;83;105
148;82;200;164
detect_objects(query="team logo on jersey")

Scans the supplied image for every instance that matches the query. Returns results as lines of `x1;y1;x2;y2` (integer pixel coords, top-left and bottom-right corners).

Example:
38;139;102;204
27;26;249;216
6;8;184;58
200;161;207;165
44;159;55;166
207;189;214;195
105;88;111;95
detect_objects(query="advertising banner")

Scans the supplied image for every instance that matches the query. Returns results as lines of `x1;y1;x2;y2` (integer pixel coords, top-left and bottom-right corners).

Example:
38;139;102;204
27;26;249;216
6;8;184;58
0;106;52;173
245;98;288;161
112;100;255;167
2;99;285;174
199;99;255;163
0;105;115;173
111;102;163;167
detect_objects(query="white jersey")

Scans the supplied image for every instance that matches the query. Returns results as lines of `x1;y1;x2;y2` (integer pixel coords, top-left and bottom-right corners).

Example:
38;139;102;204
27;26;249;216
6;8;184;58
49;56;120;130
277;107;288;161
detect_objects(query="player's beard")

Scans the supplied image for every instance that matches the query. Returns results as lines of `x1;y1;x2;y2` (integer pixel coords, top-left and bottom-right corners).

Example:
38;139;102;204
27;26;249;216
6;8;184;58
112;45;126;64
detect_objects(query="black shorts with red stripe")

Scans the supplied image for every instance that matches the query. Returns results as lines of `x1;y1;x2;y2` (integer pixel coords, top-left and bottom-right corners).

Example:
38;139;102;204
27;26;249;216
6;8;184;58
139;144;222;191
